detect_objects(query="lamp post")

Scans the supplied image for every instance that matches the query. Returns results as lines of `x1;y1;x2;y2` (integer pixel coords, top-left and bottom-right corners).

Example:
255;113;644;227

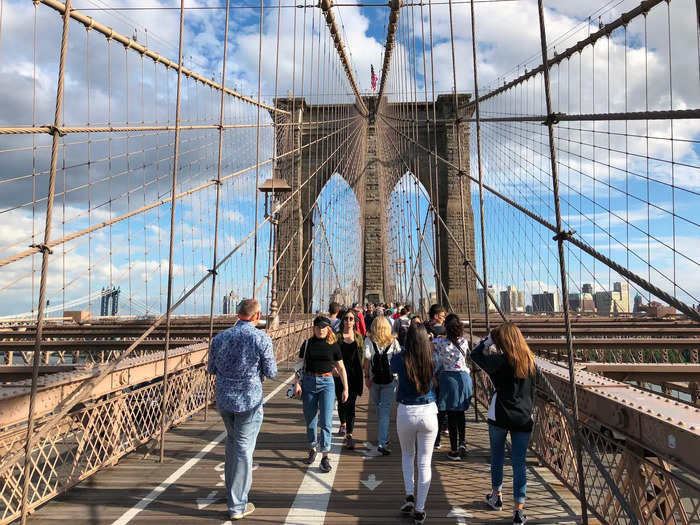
395;258;405;304
258;176;292;330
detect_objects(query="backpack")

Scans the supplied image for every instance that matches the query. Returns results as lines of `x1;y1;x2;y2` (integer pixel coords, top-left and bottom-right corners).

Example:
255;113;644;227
371;341;393;384
397;317;410;348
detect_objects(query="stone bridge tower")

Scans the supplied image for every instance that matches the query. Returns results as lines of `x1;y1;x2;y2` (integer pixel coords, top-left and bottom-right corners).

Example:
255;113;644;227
270;94;477;314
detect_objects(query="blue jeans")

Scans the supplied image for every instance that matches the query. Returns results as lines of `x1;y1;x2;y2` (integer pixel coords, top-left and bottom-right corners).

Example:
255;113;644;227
301;375;335;453
489;424;531;504
371;381;396;447
219;404;264;515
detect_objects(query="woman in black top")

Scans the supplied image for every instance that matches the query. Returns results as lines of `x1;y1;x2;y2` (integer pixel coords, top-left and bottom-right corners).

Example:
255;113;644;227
471;322;535;525
334;310;364;449
293;316;348;473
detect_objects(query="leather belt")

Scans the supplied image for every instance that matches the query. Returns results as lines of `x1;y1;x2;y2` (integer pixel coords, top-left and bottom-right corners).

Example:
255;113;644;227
306;371;333;377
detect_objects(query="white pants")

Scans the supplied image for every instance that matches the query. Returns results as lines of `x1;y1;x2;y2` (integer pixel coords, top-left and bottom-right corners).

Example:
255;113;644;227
396;402;439;512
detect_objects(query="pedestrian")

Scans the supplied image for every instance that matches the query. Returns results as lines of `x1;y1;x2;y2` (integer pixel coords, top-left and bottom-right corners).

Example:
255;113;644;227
395;307;412;348
424;304;447;339
328;301;342;332
334;309;365;449
424;304;447;448
391;323;439;525
434;314;472;460
471;322;536;525
293;316;349;473
363;315;401;455
353;302;367;336
208;299;277;521
364;303;375;332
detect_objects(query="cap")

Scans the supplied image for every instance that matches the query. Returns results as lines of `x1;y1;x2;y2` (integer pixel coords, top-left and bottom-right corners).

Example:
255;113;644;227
313;316;332;328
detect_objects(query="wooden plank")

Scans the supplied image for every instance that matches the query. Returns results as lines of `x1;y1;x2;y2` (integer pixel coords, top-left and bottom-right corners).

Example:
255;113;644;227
27;370;587;524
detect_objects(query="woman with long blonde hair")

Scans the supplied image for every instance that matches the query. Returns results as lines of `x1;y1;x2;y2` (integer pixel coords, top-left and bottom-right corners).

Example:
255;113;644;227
363;315;401;455
470;322;536;525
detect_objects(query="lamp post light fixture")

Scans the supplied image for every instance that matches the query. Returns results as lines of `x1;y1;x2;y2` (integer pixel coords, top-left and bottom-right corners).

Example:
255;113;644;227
395;258;405;305
258;176;292;329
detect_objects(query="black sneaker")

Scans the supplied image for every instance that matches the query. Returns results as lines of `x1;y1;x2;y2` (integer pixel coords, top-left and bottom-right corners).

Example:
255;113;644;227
485;492;503;511
447;450;461;461
319;456;332;473
413;510;426;525
433;439;441;450
400;494;415;514
377;445;391;456
458;444;467;459
303;448;317;465
513;509;528;524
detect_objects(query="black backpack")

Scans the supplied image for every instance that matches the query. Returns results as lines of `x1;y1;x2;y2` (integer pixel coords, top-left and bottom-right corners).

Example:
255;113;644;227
371;341;393;384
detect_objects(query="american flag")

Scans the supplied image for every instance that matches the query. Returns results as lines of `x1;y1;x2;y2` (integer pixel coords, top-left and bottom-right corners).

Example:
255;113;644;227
371;64;378;91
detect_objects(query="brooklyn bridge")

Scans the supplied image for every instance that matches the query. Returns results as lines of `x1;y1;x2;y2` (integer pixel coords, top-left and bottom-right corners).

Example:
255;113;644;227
0;0;699;522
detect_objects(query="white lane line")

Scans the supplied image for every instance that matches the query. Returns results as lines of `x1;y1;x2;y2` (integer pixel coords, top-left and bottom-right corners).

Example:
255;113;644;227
283;411;342;525
112;373;295;525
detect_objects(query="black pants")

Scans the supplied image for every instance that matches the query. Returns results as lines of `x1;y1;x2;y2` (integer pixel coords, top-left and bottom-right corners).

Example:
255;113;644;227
447;410;466;451
334;377;358;434
435;410;447;446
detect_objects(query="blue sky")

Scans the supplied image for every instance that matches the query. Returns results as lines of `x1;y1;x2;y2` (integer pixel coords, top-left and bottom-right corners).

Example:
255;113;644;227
0;0;697;317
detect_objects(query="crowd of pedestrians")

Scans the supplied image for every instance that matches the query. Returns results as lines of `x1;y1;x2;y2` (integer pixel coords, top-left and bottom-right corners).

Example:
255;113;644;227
209;298;536;524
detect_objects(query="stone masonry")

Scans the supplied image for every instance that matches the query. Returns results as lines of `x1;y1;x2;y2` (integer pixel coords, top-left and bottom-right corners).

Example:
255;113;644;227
270;94;477;313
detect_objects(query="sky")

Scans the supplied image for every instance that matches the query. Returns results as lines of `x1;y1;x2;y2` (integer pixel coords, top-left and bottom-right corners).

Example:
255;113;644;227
0;0;697;317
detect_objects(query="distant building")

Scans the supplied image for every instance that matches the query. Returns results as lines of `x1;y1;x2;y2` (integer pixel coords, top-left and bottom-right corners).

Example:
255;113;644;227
478;286;498;313
532;291;560;313
582;283;593;294
594;282;630;315
568;293;581;312
633;294;644;313
500;285;526;313
581;293;596;313
646;301;676;317
614;282;630;313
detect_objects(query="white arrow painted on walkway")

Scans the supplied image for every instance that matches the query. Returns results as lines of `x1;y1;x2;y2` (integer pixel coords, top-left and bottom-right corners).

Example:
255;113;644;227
197;490;219;510
360;474;383;491
216;472;225;487
447;506;473;524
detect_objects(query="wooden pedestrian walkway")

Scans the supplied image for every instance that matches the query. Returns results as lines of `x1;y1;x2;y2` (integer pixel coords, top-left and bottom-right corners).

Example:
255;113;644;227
27;372;586;524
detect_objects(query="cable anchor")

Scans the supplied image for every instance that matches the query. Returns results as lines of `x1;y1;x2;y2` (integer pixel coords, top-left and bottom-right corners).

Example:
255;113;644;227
47;125;66;137
208;268;218;276
541;112;564;126
552;230;575;242
30;243;54;255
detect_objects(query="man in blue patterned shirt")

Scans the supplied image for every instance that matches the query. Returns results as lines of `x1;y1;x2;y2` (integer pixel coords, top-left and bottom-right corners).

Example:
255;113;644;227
208;298;277;520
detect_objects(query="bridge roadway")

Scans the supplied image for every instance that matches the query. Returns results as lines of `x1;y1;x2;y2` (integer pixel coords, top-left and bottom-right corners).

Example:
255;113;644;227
26;371;586;524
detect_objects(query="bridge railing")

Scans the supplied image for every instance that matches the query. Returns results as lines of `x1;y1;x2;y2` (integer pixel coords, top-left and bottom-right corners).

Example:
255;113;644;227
0;320;311;525
469;351;700;525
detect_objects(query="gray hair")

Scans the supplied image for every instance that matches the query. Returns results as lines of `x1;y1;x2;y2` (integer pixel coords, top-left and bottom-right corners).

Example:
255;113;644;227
238;299;261;317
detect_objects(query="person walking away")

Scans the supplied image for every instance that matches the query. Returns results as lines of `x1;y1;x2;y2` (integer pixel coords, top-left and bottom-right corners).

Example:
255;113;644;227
208;299;277;521
471;322;536;525
352;302;367;336
363;315;400;455
363;303;375;333
424;304;447;448
328;301;342;332
293;316;349;473
395;307;412;349
391;323;439;525
434;314;473;460
334;310;365;448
